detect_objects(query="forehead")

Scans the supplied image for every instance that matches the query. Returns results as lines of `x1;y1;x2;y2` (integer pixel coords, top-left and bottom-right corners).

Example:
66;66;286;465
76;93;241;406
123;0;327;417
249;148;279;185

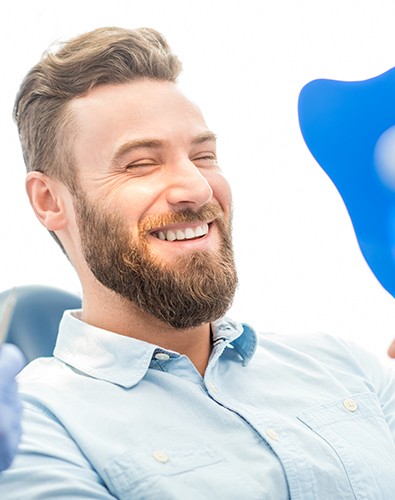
69;79;210;167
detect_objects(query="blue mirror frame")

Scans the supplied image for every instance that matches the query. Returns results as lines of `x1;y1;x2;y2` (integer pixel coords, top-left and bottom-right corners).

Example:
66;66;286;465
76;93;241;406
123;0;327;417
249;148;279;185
298;67;395;298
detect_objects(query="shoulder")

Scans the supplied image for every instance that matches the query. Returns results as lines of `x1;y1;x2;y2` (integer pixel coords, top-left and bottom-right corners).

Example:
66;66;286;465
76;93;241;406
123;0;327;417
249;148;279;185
257;329;364;360
255;329;395;393
17;356;66;389
16;356;89;414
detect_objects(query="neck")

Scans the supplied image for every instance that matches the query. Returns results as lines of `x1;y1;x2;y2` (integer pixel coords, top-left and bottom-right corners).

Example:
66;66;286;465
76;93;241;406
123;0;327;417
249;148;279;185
81;284;212;377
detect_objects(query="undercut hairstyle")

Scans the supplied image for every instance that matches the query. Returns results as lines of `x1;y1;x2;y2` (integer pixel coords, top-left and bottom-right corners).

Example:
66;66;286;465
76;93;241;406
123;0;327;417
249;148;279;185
13;26;182;250
14;26;182;189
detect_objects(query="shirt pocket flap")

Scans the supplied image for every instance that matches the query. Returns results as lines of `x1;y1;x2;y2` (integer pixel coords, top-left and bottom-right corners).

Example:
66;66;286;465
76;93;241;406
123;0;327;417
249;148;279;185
103;443;227;499
297;392;395;498
298;391;389;428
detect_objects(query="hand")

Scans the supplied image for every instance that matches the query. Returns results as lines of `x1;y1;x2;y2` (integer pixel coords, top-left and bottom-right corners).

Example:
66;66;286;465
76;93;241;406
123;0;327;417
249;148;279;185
0;344;25;472
388;340;395;359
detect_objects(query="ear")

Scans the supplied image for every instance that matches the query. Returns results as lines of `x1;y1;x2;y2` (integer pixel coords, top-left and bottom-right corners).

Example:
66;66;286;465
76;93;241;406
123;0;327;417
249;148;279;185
25;172;70;231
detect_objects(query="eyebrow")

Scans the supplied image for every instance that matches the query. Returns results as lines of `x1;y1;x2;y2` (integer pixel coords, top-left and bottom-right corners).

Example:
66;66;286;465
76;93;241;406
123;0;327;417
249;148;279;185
110;131;217;168
191;131;217;145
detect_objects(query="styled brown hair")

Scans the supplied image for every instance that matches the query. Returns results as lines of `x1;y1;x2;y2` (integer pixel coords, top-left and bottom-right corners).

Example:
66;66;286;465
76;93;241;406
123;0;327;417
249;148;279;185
14;26;182;192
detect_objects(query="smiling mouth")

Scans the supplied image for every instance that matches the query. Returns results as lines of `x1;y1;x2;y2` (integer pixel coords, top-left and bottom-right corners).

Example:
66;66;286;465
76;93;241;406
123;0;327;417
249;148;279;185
152;223;210;242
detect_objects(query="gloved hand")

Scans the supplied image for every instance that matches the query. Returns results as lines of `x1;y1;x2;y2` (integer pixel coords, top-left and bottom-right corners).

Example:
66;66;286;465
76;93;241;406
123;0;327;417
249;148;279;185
0;344;25;472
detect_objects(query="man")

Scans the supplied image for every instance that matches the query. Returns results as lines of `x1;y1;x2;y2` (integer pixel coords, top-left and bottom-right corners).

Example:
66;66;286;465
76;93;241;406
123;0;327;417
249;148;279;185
0;26;394;498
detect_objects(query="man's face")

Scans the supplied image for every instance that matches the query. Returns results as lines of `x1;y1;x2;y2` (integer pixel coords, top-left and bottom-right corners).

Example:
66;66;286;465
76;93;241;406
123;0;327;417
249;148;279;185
69;79;237;328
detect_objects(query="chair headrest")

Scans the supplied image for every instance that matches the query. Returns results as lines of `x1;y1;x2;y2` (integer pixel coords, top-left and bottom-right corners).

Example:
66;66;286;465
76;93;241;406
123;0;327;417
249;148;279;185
0;285;82;362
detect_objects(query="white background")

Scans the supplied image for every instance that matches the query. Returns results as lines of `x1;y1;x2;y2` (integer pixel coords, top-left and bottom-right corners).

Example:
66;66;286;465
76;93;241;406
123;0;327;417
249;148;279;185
1;0;395;360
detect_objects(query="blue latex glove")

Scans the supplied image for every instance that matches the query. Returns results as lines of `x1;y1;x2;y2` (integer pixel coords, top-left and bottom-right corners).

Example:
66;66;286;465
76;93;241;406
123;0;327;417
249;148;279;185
0;344;25;472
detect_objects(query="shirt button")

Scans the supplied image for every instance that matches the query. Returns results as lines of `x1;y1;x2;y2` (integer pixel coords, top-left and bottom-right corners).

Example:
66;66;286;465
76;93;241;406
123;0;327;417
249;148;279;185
152;450;169;463
343;398;358;412
266;428;279;441
154;352;170;361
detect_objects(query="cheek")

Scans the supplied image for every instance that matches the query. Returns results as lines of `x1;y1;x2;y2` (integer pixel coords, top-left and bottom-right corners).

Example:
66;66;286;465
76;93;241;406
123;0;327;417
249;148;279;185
210;173;232;214
104;181;165;223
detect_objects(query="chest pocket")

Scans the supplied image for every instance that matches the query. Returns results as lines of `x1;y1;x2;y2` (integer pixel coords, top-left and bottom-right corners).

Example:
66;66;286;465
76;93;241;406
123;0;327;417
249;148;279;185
102;442;251;500
298;392;395;499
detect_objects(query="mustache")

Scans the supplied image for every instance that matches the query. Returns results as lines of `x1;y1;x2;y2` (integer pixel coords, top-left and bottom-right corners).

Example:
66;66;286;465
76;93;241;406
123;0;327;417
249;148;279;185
139;203;224;233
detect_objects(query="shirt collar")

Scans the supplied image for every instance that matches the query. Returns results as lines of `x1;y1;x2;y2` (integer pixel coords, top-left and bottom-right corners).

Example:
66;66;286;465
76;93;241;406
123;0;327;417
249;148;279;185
54;310;257;388
211;317;257;366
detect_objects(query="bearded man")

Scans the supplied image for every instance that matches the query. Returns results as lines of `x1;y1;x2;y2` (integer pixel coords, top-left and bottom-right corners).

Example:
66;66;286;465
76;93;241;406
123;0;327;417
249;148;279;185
1;27;394;499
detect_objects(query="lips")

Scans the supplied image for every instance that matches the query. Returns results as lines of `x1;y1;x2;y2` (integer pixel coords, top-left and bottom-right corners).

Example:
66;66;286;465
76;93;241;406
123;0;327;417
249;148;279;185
152;222;209;241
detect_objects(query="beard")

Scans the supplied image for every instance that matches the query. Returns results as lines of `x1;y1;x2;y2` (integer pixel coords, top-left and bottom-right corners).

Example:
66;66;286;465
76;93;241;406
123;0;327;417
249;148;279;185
73;191;238;329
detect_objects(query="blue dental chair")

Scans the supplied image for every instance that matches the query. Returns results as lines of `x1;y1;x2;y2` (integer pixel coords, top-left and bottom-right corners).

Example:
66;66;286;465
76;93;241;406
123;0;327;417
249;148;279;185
0;285;82;363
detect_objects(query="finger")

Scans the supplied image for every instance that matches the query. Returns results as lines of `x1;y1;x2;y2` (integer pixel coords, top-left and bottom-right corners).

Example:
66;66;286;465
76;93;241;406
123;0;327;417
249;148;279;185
387;340;395;358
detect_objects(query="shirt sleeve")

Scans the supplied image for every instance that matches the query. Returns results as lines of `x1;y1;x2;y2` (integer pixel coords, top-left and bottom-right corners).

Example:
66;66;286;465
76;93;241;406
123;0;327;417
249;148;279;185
0;402;117;499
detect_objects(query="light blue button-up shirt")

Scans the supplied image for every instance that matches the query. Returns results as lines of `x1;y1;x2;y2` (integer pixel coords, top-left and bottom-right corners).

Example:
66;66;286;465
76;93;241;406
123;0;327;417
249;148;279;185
0;310;395;499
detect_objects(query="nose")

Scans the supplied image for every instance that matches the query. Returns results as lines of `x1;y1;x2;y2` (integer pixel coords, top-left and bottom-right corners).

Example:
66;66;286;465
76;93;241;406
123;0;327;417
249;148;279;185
165;160;213;209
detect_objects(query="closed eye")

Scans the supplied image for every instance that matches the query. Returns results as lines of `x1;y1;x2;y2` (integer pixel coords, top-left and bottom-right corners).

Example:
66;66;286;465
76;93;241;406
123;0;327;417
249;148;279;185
193;154;218;167
126;161;158;170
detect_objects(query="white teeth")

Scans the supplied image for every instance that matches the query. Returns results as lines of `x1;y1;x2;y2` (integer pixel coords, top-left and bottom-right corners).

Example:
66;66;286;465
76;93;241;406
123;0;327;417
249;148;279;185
195;223;209;237
155;223;210;241
166;230;176;241
194;225;204;237
185;228;195;239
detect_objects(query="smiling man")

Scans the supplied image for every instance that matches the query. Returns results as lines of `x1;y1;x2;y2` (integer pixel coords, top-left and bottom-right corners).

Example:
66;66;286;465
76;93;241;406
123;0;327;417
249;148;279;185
49;78;237;375
1;27;395;499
